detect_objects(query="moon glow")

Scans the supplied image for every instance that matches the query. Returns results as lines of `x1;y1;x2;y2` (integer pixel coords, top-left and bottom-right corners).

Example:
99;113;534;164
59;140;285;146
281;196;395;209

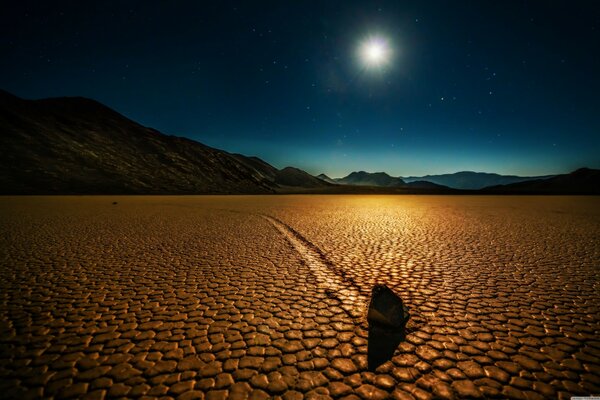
359;36;391;68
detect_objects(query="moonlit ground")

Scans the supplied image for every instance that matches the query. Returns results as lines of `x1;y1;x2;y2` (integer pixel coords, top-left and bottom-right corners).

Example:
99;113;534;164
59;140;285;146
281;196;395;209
1;195;599;399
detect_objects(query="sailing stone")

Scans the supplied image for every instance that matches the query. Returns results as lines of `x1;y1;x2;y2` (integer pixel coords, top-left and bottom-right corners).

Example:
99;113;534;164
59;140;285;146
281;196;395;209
367;284;410;329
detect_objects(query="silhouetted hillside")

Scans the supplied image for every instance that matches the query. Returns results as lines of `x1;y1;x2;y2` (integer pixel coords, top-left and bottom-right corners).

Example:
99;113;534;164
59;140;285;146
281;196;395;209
0;91;329;194
482;168;600;194
402;171;555;190
405;180;448;189
336;171;405;187
316;173;337;184
276;167;331;188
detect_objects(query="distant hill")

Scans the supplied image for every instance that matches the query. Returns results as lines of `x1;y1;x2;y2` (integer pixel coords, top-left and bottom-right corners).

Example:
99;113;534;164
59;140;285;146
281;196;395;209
329;170;555;191
336;171;406;187
0;90;329;194
316;173;337;184
405;180;448;189
482;168;600;194
315;171;456;193
402;171;556;190
231;156;330;189
276;167;332;188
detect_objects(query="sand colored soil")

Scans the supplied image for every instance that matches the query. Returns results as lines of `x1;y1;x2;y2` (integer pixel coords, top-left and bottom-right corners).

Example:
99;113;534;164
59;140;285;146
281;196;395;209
1;195;599;399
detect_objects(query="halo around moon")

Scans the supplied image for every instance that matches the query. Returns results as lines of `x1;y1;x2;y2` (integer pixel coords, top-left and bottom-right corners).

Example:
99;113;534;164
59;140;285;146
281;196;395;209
359;36;391;68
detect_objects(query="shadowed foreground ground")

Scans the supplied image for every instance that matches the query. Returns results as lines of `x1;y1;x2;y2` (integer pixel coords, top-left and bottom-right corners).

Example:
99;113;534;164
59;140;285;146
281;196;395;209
0;195;599;399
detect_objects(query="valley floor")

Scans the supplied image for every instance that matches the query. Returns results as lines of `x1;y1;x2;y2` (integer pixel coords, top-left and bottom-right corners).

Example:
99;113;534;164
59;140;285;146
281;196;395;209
1;195;599;399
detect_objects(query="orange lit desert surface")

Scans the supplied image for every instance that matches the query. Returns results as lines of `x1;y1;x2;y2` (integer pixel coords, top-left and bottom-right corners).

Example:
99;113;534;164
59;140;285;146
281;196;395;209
1;195;599;400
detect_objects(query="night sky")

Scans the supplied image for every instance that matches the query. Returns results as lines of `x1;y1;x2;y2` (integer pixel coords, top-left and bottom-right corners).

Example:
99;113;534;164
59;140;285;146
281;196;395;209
2;1;599;177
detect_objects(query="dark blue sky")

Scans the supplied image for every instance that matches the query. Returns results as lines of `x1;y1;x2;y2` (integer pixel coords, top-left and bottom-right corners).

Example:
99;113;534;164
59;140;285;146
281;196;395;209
2;1;599;177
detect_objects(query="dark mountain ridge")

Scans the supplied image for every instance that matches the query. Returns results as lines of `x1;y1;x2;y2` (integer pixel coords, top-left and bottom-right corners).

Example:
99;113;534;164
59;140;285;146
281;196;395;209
402;170;556;190
335;171;406;187
482;168;600;194
316;173;337;184
326;169;597;193
0;90;329;194
328;170;557;190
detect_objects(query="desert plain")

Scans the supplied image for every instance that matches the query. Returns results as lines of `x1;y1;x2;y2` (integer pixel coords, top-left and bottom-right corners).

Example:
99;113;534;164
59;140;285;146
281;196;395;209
0;195;599;400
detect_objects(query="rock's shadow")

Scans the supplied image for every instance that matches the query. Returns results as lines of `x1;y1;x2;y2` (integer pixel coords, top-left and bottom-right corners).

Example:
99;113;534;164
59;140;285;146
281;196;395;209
366;284;410;370
367;325;406;370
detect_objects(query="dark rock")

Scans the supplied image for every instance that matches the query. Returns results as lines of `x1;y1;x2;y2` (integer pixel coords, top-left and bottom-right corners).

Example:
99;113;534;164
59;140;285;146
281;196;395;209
367;284;410;370
367;284;410;329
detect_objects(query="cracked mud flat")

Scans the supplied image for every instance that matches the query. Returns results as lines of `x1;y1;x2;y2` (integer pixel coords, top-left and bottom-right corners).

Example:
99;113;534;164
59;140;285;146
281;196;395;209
1;195;599;400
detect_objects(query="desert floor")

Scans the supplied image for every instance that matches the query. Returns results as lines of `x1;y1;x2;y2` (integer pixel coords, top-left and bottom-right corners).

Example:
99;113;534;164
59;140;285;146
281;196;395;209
1;195;599;400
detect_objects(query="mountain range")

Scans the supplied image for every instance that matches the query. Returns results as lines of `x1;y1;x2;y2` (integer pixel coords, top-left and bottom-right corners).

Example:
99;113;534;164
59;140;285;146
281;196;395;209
322;169;599;194
322;170;559;190
482;168;600;194
1;90;598;195
319;172;448;189
401;171;557;190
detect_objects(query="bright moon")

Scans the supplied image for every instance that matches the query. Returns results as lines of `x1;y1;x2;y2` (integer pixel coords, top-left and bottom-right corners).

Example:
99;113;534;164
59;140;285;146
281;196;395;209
359;36;391;68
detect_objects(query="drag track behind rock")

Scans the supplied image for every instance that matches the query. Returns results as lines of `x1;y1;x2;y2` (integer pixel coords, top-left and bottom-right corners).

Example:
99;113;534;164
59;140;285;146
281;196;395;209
261;214;369;325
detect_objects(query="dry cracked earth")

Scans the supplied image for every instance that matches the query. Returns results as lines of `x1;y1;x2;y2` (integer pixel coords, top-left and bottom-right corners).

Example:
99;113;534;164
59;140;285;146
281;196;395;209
1;195;599;400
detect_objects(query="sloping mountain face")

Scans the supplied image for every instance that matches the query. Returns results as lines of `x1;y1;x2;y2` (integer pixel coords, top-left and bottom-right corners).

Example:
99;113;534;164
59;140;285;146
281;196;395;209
0;91;329;194
276;167;331;188
336;171;406;187
404;180;448;189
229;156;331;189
316;173;337;184
402;171;555;190
482;168;600;194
